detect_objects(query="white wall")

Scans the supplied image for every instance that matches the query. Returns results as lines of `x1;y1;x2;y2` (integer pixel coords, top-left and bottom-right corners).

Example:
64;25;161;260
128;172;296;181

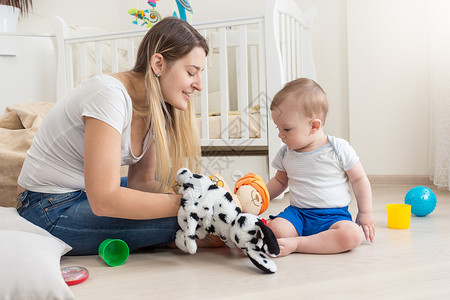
17;0;265;33
347;0;430;176
14;0;432;176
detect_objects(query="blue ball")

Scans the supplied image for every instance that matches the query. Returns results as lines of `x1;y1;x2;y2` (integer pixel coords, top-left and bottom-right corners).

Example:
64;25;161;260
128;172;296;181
404;186;437;217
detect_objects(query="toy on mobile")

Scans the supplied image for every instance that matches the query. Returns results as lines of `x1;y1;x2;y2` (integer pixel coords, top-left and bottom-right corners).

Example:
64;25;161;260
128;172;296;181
61;266;89;286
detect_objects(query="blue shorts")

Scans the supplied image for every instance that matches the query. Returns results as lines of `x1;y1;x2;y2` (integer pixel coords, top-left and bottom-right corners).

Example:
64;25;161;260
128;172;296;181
270;205;353;236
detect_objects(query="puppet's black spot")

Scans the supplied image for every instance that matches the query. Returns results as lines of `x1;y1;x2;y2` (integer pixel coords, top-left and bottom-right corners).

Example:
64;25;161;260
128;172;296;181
208;185;219;191
237;216;246;227
224;192;233;202
190;213;199;221
219;213;228;223
183;183;194;190
234;235;240;244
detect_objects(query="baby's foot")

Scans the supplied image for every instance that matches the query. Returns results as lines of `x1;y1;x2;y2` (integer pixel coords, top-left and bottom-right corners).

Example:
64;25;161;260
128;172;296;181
277;238;297;257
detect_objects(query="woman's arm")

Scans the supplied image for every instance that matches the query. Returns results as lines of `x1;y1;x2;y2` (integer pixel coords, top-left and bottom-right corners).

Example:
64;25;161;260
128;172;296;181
126;135;162;193
84;117;180;219
266;170;288;200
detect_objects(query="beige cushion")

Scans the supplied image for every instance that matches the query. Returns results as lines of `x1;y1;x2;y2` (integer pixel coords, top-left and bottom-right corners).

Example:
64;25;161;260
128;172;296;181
0;102;54;207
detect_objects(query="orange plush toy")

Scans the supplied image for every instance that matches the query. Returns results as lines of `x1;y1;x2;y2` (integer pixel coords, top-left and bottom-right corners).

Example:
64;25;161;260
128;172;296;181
209;173;270;215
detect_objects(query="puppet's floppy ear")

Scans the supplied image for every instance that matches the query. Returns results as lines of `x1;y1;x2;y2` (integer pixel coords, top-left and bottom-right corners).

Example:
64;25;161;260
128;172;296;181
257;220;280;256
244;219;280;274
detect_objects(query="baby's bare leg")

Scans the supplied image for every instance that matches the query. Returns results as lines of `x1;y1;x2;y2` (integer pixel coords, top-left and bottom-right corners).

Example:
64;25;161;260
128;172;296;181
268;217;298;238
270;219;362;256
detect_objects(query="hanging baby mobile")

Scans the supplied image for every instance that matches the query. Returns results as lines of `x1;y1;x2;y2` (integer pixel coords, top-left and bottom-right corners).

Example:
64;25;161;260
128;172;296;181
129;0;194;27
172;0;193;22
128;0;162;28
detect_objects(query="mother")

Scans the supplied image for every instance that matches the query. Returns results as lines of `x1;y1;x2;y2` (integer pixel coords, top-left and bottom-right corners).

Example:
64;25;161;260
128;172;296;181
17;17;211;255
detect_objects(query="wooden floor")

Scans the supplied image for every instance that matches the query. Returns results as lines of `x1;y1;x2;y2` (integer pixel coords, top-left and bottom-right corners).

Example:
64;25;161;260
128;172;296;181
61;184;450;299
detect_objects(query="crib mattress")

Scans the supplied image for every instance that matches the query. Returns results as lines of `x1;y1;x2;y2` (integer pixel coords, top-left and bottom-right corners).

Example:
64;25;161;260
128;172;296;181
196;113;261;139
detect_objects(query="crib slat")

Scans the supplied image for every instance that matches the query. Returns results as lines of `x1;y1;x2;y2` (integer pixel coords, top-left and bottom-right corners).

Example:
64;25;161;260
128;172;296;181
200;29;209;140
258;20;267;144
66;44;74;91
281;13;288;82
111;40;118;73
296;20;302;78
286;16;292;81
290;17;296;80
127;38;135;69
250;45;258;108
218;27;229;140
95;41;102;75
79;43;87;82
201;67;209;139
238;25;249;140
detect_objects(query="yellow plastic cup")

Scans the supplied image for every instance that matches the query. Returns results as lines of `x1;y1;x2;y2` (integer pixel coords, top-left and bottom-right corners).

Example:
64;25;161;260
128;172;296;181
386;204;411;229
98;239;129;267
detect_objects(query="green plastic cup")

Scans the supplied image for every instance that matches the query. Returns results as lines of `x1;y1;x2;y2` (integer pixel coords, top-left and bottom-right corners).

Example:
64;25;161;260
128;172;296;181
98;239;129;267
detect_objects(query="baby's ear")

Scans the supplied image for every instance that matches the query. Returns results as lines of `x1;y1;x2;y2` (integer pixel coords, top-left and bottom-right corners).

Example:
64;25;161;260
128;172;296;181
310;118;322;133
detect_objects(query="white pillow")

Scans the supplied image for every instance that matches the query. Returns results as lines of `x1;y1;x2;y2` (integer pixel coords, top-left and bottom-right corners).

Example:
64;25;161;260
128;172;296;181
0;207;74;300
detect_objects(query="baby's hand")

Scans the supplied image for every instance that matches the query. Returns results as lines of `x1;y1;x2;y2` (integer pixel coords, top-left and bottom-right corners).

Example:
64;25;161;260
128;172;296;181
355;212;375;243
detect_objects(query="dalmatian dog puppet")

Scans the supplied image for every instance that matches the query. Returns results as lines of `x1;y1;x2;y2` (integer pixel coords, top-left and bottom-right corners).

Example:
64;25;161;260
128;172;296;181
175;168;280;274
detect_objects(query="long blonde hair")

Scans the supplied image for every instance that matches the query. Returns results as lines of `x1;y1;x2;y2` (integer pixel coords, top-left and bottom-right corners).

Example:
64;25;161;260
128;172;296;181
132;17;209;191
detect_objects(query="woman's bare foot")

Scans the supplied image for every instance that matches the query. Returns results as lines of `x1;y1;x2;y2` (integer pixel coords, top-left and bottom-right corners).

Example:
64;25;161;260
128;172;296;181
196;234;225;248
169;234;224;249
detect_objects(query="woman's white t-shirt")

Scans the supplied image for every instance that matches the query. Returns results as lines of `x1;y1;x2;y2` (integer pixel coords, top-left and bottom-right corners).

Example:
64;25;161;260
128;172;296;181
18;75;150;193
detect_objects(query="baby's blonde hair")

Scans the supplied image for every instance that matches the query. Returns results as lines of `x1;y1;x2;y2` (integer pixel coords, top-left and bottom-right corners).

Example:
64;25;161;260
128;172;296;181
133;17;208;192
270;78;328;124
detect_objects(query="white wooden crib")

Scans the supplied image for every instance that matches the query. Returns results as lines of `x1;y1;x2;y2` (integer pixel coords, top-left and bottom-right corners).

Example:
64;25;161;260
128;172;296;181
51;0;317;183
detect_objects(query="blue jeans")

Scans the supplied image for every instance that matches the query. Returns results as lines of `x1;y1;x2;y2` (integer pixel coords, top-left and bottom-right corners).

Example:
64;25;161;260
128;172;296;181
17;178;179;255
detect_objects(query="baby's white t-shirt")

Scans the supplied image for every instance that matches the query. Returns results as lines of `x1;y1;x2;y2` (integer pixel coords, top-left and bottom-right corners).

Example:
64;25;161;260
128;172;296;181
18;75;150;193
272;136;359;209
